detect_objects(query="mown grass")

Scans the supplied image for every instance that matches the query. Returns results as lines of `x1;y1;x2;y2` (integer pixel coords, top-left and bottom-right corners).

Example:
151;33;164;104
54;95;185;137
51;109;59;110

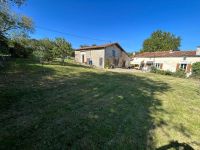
0;59;200;150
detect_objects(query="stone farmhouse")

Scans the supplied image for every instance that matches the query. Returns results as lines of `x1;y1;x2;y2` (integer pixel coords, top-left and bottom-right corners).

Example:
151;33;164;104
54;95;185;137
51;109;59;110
130;46;200;75
75;43;130;68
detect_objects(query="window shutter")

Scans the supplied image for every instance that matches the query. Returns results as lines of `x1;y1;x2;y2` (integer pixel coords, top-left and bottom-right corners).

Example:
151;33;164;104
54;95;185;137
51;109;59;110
176;64;180;71
160;63;163;69
186;64;191;73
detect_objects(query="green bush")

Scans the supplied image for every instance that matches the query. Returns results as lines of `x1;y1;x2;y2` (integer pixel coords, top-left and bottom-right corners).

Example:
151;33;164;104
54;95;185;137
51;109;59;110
164;70;174;76
151;66;173;76
150;66;157;73
151;66;185;78
32;50;45;62
173;69;186;78
105;59;111;68
9;42;33;58
192;62;200;79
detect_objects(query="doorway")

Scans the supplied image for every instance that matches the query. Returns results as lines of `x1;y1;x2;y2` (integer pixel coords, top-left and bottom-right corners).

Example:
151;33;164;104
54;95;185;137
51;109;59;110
82;55;85;63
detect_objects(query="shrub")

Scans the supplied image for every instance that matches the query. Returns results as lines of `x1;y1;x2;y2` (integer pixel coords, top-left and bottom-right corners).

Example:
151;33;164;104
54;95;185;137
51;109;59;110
164;70;174;76
32;50;45;62
150;66;185;78
150;66;157;73
105;59;111;68
173;69;186;78
192;62;200;78
9;42;33;58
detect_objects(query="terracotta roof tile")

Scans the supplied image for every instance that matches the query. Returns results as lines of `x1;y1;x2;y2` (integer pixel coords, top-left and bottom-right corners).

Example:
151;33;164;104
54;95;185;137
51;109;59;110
134;51;197;58
76;43;127;53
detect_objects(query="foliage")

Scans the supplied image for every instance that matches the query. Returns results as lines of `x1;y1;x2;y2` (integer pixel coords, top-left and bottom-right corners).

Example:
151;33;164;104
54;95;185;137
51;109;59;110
127;52;134;57
191;62;200;78
150;66;185;78
9;40;33;58
141;30;181;52
0;34;9;54
80;44;90;48
1;0;26;7
173;69;186;78
0;0;34;37
150;66;157;73
104;59;111;68
53;38;72;63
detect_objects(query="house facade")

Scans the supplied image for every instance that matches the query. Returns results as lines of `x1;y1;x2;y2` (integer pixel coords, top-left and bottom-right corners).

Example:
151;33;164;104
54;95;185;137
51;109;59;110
75;43;130;68
130;47;200;75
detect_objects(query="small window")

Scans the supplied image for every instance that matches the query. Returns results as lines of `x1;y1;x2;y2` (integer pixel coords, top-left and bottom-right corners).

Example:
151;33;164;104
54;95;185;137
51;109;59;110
112;50;116;57
180;64;187;70
155;63;160;69
154;63;163;69
183;57;187;60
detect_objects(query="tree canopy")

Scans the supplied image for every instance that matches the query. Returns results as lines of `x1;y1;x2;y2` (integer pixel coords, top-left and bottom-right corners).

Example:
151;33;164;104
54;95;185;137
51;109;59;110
141;30;181;52
0;0;34;37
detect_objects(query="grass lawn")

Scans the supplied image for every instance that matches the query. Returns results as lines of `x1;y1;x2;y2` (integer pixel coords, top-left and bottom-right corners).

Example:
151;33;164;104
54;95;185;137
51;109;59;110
0;59;200;150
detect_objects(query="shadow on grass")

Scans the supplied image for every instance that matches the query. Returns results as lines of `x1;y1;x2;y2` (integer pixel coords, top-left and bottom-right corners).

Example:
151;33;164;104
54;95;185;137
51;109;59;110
156;141;194;150
0;60;194;149
44;60;93;69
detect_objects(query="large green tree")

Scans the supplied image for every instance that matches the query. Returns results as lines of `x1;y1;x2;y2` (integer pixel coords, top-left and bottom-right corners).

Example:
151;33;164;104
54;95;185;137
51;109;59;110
141;30;181;52
0;0;34;37
53;37;72;63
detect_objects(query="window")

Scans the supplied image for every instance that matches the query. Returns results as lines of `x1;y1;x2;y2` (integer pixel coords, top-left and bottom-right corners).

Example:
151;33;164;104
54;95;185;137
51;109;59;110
155;63;161;69
99;57;103;66
183;56;187;60
112;50;116;57
154;63;163;69
180;64;187;70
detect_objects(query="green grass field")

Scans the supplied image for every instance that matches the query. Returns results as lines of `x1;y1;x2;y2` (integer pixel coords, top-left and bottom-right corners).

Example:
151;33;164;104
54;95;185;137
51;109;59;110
1;59;200;150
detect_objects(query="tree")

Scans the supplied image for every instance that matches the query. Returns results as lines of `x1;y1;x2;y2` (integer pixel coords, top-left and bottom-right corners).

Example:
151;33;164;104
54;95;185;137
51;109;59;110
80;44;89;48
141;30;181;52
9;36;34;58
0;0;34;37
0;34;9;54
192;62;200;78
53;38;72;63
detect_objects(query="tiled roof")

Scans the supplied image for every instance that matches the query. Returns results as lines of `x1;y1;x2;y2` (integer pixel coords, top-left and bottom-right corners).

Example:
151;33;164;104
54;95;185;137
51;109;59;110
76;43;126;53
134;51;197;58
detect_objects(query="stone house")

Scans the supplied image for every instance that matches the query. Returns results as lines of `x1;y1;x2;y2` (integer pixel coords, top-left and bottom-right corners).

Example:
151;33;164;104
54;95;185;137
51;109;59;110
75;43;130;68
130;47;200;75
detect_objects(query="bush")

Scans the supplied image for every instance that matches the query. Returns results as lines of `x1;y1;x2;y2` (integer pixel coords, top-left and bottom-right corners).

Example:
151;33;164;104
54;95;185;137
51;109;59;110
32;50;45;62
150;66;185;78
0;35;9;55
192;62;200;78
150;66;157;73
173;69;186;78
105;59;111;68
151;66;173;76
164;70;174;76
9;42;33;58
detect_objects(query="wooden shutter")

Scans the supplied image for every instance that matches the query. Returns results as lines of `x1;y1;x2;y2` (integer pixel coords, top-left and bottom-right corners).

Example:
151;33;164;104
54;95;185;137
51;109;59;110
160;63;163;69
186;64;192;73
176;64;180;71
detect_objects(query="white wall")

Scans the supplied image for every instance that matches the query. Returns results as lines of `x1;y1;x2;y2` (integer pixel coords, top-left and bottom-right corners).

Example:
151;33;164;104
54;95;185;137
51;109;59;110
131;57;200;72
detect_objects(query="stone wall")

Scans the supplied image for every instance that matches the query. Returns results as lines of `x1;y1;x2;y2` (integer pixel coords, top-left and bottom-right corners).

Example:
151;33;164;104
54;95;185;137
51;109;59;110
75;49;105;68
105;45;130;68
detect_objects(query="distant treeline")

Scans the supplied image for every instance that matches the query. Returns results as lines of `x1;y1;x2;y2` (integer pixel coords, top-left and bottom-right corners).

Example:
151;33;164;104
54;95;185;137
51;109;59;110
0;35;74;62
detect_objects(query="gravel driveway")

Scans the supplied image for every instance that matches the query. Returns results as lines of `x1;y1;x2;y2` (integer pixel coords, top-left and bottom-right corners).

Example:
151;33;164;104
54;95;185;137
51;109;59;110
108;68;142;73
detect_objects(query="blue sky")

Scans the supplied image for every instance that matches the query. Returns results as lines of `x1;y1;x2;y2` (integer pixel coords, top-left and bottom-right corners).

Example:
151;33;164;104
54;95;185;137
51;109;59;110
15;0;200;52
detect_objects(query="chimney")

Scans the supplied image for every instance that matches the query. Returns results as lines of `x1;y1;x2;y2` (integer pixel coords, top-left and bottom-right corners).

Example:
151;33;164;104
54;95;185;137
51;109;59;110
196;46;200;55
